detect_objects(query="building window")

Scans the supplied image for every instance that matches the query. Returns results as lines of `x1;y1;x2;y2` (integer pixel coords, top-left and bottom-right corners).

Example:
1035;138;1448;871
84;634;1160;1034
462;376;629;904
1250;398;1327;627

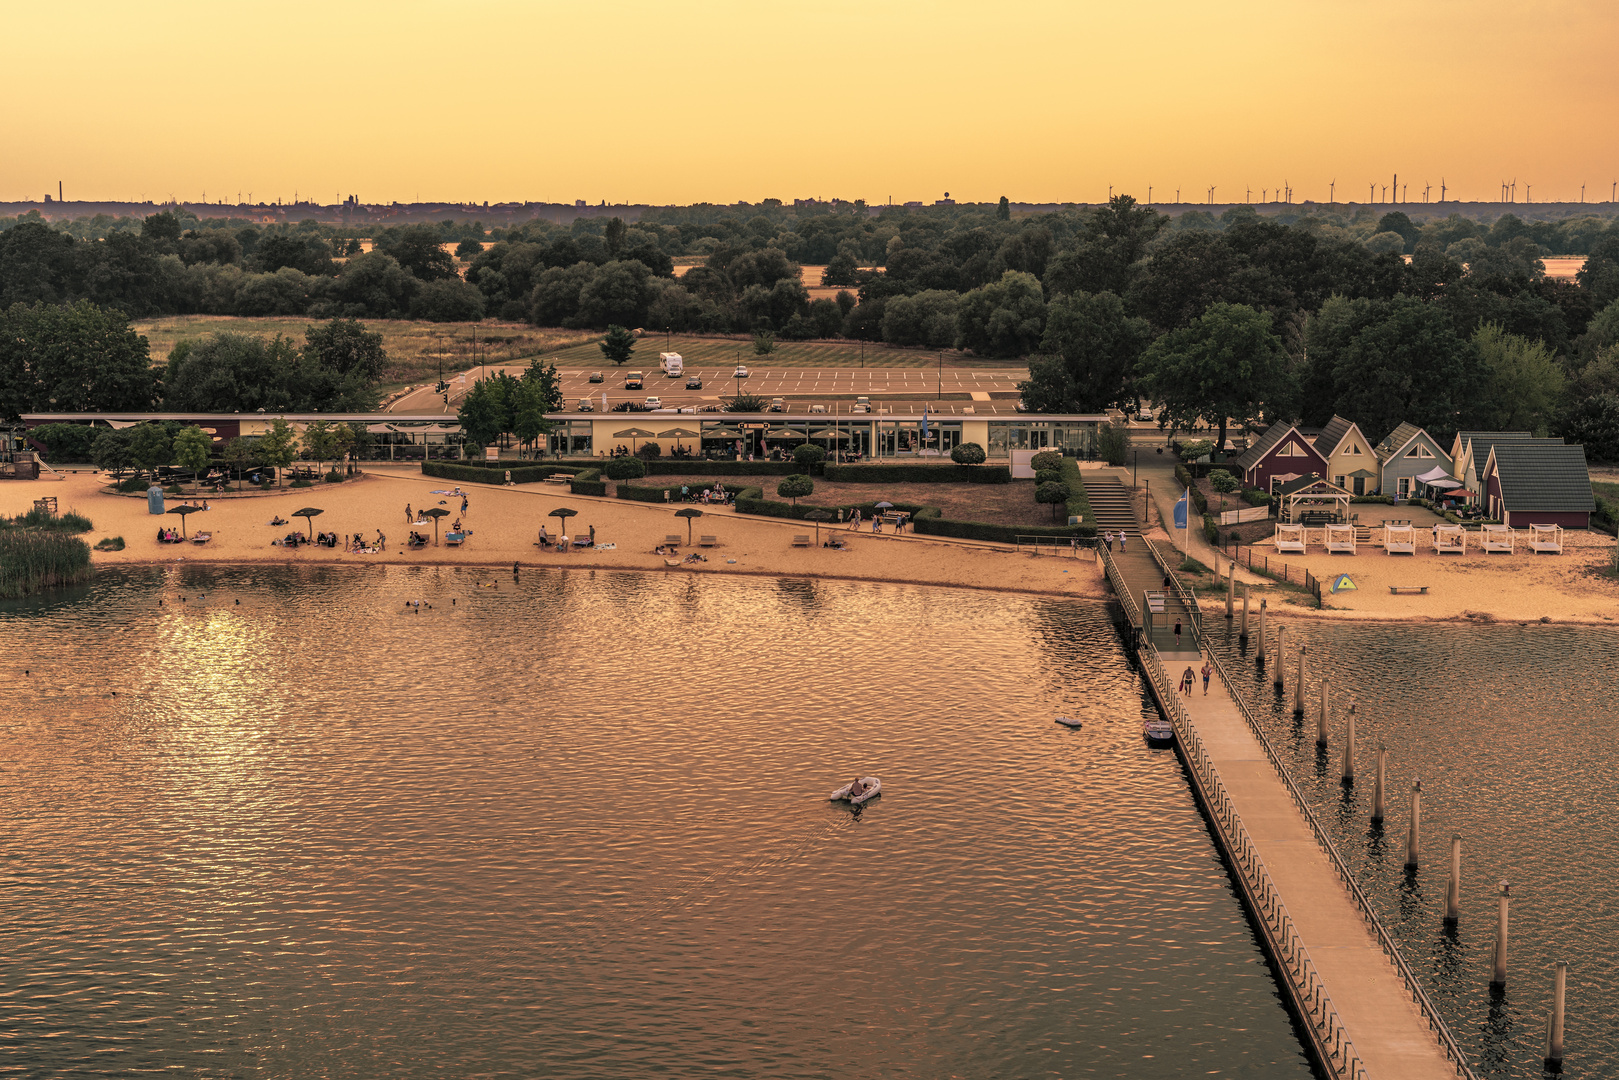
1398;477;1411;497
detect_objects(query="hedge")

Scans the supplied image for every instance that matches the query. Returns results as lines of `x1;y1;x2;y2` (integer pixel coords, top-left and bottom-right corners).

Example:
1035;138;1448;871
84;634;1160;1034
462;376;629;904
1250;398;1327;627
1057;459;1094;527
1174;463;1210;515
1351;494;1396;504
570;468;606;496
641;459;808;477
1203;512;1219;545
618;481;752;504
732;486;1097;541
822;462;1011;484
422;461;557;484
734;488;932;520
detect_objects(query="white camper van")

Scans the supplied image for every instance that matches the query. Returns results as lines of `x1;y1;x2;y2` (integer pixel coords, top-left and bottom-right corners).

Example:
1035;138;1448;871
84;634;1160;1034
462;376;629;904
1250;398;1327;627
660;352;684;378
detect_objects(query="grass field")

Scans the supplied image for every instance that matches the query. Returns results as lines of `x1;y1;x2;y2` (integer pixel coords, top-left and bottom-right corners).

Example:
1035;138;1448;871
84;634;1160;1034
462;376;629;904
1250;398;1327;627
541;334;1000;370
132;316;598;393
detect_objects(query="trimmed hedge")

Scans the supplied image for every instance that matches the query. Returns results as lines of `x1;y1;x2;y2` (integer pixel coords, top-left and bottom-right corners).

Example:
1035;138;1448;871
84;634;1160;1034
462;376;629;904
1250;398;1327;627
1351;494;1396;504
423;460;557;484
822;462;1011;484
642;459;805;476
570;468;607;497
733;486;1097;541
1057;459;1094;527
619;481;751;504
1175;463;1210;515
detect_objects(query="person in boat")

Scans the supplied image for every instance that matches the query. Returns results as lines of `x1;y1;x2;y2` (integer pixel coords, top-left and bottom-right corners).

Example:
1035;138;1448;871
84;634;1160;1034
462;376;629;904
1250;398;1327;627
847;777;868;798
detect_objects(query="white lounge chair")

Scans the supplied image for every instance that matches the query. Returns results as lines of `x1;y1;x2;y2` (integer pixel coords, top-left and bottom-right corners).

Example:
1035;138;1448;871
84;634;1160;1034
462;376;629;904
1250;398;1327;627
1481;524;1514;554
1324;523;1355;554
1529;524;1563;553
1273;524;1307;554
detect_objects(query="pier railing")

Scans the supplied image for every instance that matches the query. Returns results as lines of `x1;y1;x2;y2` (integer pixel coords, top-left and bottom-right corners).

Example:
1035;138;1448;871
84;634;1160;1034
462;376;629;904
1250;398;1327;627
1096;543;1141;629
1137;644;1366;1080
1143;537;1201;636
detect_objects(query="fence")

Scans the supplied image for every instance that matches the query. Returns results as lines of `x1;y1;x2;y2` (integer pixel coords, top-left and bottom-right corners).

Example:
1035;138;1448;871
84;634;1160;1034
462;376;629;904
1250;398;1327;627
1015;535;1095;556
1096;543;1140;629
1223;540;1324;605
1219;504;1271;525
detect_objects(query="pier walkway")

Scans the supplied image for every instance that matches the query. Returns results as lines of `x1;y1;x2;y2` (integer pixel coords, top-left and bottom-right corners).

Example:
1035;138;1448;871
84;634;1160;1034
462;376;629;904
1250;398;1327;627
1100;536;1472;1080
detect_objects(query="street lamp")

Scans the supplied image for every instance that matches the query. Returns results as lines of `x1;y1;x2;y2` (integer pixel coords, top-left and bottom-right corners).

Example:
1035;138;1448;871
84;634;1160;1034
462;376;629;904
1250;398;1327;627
1132;448;1139;488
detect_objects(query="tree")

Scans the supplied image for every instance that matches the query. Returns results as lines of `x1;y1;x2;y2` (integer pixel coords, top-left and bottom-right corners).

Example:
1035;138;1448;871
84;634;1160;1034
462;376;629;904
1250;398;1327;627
256;417;300;486
171;425;212;477
302;318;387;381
1019;290;1150;412
881;290;960;349
777;474;814;507
455;238;485;260
411;279;486;322
0;301;159;418
603;455;646;480
1036;480;1071;520
956;270;1047;357
1559;392;1619;463
456;378;506;450
604;217;627;258
951;442;986;464
792;443;826;469
221;437;257;490
1327;295;1483;443
378;225;458;281
1474;323;1565;435
301;419;338;475
752;330;776;355
997;196;1011;221
91;428;135;476
724;392;767;412
821;253;859;287
600;324;636;366
1209;469;1238;509
1135;303;1292;451
1029;450;1065;472
1097;418;1129;466
129;423;173;477
510;378;553;456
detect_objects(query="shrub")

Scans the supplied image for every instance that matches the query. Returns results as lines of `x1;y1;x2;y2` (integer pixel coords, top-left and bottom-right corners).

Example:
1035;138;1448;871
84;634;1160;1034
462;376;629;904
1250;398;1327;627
1097;419;1129;466
0;531;93;599
570;468;607;496
1036;480;1071;519
116;476;149;493
291;478;314;488
777;474;815;506
792;443;827;469
1030;450;1065;473
950;442;987;465
166;483;184;495
27;423;99;463
1176;439;1214;462
1241;489;1271;507
641;459;801;476
94;536;125;551
1203;513;1219;544
1351;494;1395;504
422;460;555;484
1057;458;1094;527
325;469;345;483
604;456;648;481
1034;468;1062;487
2;507;93;533
822;463;1011;484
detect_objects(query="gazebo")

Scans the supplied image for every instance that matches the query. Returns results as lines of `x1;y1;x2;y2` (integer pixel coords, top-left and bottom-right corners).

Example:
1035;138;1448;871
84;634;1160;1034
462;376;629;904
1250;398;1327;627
1384;524;1416;554
1416;464;1462;499
1324;523;1356;554
1432;525;1466;554
1277;474;1353;525
1481;524;1515;554
1274;524;1307;553
1529;524;1564;553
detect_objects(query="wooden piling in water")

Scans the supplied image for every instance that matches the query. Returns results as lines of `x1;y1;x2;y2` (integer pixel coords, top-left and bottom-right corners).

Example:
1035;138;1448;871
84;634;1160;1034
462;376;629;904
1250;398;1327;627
1445;835;1461;925
1491;881;1510;991
1226;561;1234;618
1273;624;1285;689
1405;778;1421;870
1316;673;1329;746
1240;585;1250;640
1340;697;1355;782
1372;744;1386;824
1258;601;1268;662
1293;645;1306;716
1544;962;1566;1072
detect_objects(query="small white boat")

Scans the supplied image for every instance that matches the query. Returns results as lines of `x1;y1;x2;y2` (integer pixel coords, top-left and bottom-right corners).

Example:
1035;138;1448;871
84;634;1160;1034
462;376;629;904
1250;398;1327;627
1054;716;1083;728
1143;718;1175;745
830;776;881;805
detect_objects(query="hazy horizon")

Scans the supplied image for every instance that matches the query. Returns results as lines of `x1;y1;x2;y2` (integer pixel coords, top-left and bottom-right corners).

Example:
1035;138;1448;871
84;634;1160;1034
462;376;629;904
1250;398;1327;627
6;0;1618;207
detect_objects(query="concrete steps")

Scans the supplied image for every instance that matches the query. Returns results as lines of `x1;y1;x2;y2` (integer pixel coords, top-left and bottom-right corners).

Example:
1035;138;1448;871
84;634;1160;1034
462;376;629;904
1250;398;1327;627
1087;477;1139;538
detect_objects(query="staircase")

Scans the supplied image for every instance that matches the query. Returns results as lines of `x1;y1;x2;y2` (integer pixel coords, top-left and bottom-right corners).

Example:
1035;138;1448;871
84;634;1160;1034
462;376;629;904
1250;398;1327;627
1087;477;1139;539
1092;476;1200;656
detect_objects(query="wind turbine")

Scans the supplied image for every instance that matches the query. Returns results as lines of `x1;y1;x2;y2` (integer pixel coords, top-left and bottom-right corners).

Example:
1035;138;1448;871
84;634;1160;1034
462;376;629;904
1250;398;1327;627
1329;179;1335;204
1247;186;1252;203
1440;178;1446;202
1262;188;1268;202
1369;181;1376;202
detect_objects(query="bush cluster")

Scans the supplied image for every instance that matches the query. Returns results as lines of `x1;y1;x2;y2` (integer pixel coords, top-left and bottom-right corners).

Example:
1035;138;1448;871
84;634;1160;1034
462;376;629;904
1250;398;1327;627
821;463;1011;484
421;460;556;484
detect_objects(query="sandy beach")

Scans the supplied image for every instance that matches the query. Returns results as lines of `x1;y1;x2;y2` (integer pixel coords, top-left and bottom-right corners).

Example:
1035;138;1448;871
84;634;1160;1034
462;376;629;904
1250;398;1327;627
0;469;1108;601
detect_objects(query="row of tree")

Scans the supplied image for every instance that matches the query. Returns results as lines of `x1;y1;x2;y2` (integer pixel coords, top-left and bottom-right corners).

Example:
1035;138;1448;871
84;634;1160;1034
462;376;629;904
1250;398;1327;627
454;359;566;453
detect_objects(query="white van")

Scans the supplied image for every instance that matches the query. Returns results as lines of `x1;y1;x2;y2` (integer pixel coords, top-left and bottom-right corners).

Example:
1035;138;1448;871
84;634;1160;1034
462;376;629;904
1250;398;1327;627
660;352;683;378
853;396;871;413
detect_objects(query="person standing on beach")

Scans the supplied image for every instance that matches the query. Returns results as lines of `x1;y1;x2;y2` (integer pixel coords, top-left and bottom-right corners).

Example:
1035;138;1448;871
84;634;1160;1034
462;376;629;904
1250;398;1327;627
462;495;469;515
405;504;413;523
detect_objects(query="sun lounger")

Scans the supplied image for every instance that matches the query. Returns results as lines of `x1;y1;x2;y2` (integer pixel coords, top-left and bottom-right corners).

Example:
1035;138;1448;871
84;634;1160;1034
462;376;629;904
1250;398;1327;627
191;532;212;544
699;535;716;547
444;532;466;546
792;534;811;546
1481;524;1514;554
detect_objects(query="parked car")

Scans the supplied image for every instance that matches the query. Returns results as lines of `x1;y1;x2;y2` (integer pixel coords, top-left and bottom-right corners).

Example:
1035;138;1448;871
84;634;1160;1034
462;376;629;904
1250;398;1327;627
733;365;749;378
808;403;827;414
588;371;604;383
768;397;784;412
644;396;662;410
1138;408;1155;422
624;371;644;389
577;399;594;412
685;374;703;389
853;396;871;413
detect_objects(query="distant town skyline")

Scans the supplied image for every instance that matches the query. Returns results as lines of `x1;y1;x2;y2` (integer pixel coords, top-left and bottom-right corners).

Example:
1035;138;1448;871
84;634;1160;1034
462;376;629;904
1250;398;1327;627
5;0;1618;207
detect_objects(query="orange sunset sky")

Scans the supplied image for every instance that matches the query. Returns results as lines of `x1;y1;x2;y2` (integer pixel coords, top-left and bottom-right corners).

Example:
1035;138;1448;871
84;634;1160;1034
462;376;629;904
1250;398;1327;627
5;0;1618;206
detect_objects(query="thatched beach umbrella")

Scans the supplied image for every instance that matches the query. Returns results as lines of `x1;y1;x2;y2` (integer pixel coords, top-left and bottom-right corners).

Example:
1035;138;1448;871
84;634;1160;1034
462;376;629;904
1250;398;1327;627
675;506;703;545
423;506;450;545
805;508;833;546
548;506;578;545
165;504;201;538
292;507;324;539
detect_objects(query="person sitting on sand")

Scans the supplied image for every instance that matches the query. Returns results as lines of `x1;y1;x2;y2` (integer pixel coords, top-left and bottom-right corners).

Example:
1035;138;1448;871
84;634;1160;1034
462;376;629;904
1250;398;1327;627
451;519;462;532
847;777;867;799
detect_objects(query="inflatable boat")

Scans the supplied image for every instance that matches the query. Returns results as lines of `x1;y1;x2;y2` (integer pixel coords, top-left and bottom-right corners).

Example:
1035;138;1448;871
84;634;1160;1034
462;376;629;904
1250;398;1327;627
1054;716;1083;728
1143;717;1175;745
830;776;881;805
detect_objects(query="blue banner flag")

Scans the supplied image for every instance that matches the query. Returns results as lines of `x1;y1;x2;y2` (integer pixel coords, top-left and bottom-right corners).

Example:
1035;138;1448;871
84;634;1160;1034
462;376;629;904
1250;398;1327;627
1174;488;1189;530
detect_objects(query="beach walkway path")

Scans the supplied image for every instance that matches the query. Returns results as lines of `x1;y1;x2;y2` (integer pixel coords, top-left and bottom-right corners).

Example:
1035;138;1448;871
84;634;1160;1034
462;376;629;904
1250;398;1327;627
1105;529;1468;1078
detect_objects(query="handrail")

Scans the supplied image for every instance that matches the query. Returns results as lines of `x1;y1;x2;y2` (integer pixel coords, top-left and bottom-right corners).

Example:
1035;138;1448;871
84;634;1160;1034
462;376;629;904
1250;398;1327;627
1096;543;1141;629
1143;536;1202;636
1138;645;1366;1080
1201;645;1479;1080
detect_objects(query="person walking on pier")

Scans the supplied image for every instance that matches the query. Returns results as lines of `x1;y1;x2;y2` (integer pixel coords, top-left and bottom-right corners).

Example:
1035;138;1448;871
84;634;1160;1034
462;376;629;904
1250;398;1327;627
1201;661;1212;695
1180;666;1195;696
1103;531;1113;553
1173;619;1183;650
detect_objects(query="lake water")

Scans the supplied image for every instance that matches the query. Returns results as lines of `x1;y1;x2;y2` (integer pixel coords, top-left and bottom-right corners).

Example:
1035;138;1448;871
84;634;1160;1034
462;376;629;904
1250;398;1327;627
0;567;1312;1079
1209;619;1619;1079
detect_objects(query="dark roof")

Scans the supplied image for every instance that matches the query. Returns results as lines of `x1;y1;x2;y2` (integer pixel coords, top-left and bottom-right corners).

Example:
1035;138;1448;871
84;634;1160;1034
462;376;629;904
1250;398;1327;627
1277;473;1350;498
1375;421;1425;462
1234;420;1301;470
1314;415;1355;456
1491;444;1594;514
1465;433;1558;473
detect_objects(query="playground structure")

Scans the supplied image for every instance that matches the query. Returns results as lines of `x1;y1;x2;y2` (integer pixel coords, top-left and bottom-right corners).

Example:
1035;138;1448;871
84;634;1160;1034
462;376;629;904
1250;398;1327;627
1529;524;1564;553
1324;523;1356;554
1273;523;1307;554
1384;524;1416;554
1432;525;1466;554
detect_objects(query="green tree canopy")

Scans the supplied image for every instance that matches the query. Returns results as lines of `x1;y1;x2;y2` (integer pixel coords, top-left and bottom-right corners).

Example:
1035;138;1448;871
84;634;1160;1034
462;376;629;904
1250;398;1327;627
0;301;159;419
129;423;173;475
256;417;300;486
302;318;387;381
1035;480;1071;520
1474;323;1565;435
457;377;506;449
171;425;212;474
956;270;1047;358
777;474;814;506
950;441;986;464
1019;290;1150;412
1136;302;1292;451
600;324;636;365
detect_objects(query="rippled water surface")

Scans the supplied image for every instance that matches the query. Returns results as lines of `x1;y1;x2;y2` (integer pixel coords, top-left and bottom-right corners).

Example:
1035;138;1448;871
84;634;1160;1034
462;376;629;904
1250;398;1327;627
1210;619;1619;1079
2;567;1312;1078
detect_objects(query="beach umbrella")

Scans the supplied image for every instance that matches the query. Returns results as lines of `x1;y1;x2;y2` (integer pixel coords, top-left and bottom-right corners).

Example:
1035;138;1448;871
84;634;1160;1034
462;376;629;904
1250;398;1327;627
613;427;656;452
658;427;701;452
423;506;450;545
805;508;833;546
165;504;201;538
675;506;703;544
810;427;847;440
874;501;894;510
548;507;578;544
292;507;324;540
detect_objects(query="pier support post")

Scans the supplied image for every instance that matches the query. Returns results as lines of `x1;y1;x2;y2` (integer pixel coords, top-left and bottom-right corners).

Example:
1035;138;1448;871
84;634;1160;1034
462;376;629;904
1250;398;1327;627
1491;881;1511;992
1226;561;1234;618
1544;962;1566;1073
1340;698;1355;782
1240;585;1250;641
1273;624;1285;689
1372;744;1386;824
1293;644;1307;716
1404;778;1422;870
1445;835;1461;925
1258;601;1268;663
1316;673;1329;746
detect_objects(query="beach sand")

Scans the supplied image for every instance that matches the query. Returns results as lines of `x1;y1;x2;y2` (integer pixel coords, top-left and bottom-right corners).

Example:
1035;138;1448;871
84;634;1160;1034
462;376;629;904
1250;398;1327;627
0;469;1107;601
